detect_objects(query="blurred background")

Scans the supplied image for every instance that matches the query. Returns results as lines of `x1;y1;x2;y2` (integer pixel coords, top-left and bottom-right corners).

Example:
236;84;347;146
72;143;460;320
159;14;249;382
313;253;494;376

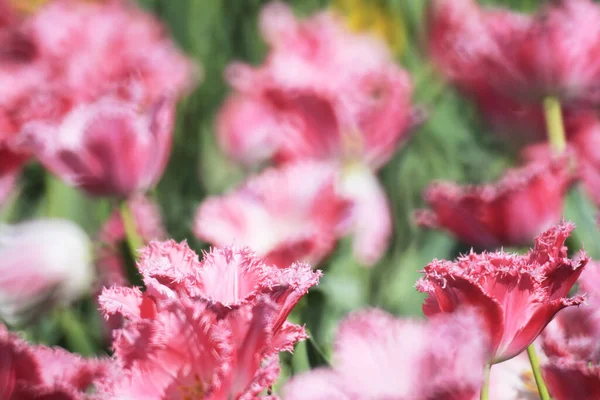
4;0;600;387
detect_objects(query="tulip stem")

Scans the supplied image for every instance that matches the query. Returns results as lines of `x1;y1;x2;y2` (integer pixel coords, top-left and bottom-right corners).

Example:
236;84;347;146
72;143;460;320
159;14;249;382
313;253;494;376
527;344;551;400
480;363;491;400
120;200;143;259
543;96;567;154
57;308;95;356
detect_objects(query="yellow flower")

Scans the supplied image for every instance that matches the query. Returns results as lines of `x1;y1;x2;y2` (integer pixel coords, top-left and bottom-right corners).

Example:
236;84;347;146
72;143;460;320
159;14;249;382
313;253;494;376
332;0;406;55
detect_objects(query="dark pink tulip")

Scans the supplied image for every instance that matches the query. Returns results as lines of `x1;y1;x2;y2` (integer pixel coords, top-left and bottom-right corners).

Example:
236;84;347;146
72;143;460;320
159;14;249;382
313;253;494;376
0;325;109;399
417;223;587;363
429;0;600;106
543;361;600;400
416;155;573;248
541;261;600;400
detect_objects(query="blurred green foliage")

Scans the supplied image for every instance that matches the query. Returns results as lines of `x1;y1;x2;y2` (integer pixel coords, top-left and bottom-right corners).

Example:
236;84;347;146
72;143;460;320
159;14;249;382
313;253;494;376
6;0;600;391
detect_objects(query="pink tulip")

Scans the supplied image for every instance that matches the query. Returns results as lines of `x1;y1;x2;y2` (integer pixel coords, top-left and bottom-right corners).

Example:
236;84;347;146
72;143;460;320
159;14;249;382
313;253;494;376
98;242;320;398
1;0;196;198
22;97;175;197
220;2;416;169
194;162;349;269
284;309;487;400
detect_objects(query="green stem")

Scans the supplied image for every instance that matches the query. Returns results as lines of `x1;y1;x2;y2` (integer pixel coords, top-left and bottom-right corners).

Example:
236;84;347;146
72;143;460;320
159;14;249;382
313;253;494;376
57;308;94;356
120;200;143;259
527;344;551;400
304;327;332;368
480;363;491;400
543;96;567;154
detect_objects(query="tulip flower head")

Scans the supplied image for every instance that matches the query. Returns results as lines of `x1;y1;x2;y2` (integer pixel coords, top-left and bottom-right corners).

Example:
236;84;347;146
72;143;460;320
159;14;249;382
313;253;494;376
416;155;573;248
285;308;487;400
0;219;94;325
99;242;321;398
194;162;349;269
3;0;196;198
428;0;600;106
417;222;587;363
216;1;420;266
541;261;600;400
0;325;110;399
221;1;417;170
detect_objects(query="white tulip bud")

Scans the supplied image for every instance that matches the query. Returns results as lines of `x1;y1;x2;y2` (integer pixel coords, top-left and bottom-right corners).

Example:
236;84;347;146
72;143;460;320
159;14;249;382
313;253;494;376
0;219;94;325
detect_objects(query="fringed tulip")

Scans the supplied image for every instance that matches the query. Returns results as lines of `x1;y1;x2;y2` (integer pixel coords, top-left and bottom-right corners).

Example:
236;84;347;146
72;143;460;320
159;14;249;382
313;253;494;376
485;0;600;105
416;155;573;248
0;219;93;325
0;324;109;399
2;0;196;197
194;162;348;269
427;0;530;95
417;223;587;363
543;361;600;400
99;242;320;398
428;0;600;106
541;261;600;400
221;1;417;169
22;97;176;197
24;0;195;107
284;309;487;400
216;1;419;265
2;0;194;137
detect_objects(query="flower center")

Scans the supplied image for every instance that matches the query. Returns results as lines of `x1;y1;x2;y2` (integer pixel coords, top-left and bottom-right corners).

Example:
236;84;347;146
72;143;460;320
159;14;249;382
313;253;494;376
178;374;205;400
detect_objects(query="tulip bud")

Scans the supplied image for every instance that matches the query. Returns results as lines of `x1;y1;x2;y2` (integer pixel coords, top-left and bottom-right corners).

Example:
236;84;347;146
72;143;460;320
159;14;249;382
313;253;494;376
0;218;94;325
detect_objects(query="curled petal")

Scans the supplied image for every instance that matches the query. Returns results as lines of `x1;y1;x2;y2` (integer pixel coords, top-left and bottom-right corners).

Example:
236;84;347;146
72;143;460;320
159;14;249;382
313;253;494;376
263;262;322;332
136;240;201;299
